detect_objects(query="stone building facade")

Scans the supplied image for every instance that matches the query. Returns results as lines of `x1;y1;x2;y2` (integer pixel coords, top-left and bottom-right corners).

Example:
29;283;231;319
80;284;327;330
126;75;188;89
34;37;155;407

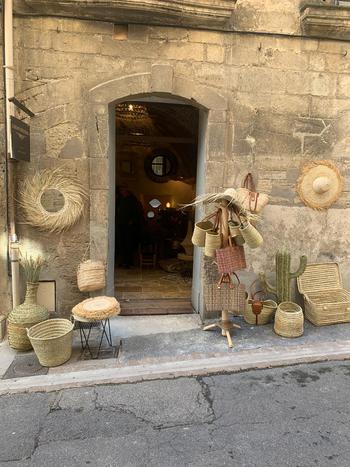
1;0;350;317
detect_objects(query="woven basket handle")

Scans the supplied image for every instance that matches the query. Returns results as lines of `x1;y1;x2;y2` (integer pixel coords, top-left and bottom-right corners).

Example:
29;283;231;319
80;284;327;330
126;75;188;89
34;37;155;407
231;272;240;284
201;211;218;223
242;173;256;192
81;239;100;263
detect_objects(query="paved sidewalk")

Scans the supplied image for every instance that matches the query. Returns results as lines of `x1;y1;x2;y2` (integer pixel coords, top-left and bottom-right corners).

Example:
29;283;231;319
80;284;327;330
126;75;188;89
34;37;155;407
1;314;350;394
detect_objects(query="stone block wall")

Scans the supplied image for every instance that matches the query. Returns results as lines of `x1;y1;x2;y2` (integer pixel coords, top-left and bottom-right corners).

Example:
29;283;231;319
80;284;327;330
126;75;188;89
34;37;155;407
2;6;350;314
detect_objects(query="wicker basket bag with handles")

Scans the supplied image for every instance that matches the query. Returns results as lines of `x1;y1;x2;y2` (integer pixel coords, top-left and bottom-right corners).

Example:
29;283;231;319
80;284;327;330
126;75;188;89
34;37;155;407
77;242;106;292
237;173;269;214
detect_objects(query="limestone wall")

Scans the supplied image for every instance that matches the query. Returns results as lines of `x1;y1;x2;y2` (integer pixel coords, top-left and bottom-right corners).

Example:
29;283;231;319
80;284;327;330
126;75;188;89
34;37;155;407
4;11;350;314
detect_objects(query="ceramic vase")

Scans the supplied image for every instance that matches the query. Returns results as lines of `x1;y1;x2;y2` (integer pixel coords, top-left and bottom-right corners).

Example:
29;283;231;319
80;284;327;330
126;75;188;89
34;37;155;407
7;282;49;351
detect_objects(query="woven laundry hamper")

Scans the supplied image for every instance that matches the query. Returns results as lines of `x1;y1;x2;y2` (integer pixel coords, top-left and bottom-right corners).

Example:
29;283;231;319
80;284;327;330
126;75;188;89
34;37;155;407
297;262;350;326
27;319;74;367
274;302;304;338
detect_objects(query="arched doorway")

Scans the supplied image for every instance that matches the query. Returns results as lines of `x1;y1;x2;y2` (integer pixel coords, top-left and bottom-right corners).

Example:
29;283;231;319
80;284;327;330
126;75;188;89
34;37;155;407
114;96;202;314
88;67;229;318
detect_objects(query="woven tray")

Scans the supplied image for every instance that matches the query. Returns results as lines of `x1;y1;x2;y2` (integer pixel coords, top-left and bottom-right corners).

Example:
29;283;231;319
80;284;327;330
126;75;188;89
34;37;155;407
72;296;120;320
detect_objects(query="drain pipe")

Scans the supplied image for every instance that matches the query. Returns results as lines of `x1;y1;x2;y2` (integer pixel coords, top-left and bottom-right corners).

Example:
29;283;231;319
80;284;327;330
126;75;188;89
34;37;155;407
3;0;20;308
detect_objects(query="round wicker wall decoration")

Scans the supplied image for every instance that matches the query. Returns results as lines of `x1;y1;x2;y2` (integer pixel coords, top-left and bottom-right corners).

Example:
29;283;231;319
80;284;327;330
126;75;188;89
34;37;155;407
19;168;87;233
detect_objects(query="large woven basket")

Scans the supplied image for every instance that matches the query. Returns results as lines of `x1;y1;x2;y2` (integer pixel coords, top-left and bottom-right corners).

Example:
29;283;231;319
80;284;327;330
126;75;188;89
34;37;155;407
27;319;74;367
244;299;277;325
72;296;121;320
297;262;350;326
274;302;304;338
77;260;105;292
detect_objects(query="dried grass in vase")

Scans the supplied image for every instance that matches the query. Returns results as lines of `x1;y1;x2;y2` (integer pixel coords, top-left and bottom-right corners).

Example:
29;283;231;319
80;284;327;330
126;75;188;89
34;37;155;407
20;253;47;283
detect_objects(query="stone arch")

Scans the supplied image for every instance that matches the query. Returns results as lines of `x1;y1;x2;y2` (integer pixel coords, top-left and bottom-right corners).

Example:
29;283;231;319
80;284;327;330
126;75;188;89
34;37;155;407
87;67;231;312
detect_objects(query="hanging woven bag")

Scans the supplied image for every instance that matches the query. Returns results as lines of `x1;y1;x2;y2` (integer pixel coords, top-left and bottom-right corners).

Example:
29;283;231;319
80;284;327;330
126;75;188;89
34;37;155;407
204;210;222;257
204;272;246;314
237;173;269;214
192;212;216;247
216;236;247;273
77;243;106;292
239;221;263;249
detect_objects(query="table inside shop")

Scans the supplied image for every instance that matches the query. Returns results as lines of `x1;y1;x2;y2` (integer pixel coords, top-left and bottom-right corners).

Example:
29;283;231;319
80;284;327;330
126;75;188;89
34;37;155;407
72;313;115;359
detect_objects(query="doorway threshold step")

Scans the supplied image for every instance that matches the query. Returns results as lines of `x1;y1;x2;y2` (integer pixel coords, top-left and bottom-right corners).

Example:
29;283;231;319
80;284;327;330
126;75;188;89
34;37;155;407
119;298;193;315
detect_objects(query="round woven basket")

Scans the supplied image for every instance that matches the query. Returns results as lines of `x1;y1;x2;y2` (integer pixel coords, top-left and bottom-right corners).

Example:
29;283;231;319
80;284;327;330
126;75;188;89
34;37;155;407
244;299;277;325
27;319;74;367
274;301;304;338
192;221;214;247
77;260;105;292
72;296;121;320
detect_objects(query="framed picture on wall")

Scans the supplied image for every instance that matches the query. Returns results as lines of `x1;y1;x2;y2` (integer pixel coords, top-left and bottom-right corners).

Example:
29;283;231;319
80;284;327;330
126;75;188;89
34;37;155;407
120;160;134;176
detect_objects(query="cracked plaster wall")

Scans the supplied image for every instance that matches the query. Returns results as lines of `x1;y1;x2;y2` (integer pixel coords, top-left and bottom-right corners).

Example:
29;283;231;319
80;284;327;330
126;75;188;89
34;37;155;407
2;13;350;315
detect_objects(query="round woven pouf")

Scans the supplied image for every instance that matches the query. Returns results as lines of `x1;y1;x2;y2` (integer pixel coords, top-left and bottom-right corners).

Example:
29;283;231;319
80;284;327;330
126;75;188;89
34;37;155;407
274;301;304;338
72;296;121;320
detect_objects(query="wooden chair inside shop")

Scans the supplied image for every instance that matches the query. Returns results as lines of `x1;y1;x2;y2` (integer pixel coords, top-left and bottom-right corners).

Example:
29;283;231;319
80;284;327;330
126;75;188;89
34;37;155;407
202;202;241;348
139;243;158;269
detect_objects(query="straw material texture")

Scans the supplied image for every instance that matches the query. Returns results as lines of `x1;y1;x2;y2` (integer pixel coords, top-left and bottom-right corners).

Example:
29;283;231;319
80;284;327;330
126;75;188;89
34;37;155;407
244;299;277;325
27;319;74;367
192;220;214;247
204;230;222;257
297;262;350;326
274;302;304;338
239;222;263;249
18;168;87;233
72;296;121;320
297;160;343;210
77;260;106;292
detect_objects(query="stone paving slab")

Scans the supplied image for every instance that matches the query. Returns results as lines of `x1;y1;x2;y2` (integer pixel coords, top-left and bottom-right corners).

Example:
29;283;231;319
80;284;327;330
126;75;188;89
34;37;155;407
118;317;350;365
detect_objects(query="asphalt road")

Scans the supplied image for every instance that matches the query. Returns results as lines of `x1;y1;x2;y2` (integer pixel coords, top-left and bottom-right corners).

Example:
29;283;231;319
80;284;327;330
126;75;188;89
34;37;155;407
1;361;350;467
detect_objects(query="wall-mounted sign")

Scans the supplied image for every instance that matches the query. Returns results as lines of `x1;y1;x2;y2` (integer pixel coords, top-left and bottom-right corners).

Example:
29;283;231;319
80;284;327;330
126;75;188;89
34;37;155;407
10;116;30;161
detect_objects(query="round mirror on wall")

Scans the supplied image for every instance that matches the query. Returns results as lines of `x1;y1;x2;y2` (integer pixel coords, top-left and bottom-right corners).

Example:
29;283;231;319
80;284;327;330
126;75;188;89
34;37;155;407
144;150;178;183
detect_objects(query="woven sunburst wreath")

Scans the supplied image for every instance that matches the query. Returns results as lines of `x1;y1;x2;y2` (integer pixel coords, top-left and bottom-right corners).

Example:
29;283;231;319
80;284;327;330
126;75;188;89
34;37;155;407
297;160;344;210
18;167;88;233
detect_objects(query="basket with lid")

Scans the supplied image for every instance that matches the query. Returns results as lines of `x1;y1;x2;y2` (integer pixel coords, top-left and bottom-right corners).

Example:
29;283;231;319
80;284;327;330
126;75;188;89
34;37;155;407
297;262;350;326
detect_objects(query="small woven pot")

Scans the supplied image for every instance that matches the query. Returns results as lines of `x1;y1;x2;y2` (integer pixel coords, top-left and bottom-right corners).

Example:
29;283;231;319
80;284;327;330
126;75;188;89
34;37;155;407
192;220;214;247
77;260;105;292
244;299;278;325
27;318;74;367
274;301;304;338
239;222;263;249
204;230;221;257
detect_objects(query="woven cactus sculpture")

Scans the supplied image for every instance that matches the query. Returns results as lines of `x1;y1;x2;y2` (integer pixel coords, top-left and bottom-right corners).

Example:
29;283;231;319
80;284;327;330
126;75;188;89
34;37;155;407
260;251;307;303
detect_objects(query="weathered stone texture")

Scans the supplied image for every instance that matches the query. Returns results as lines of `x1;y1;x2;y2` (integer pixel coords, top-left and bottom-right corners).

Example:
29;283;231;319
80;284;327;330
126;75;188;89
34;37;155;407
2;10;350;314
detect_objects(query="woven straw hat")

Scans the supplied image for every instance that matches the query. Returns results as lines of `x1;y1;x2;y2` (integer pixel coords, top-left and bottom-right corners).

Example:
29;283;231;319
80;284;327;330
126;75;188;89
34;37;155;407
297;160;343;210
